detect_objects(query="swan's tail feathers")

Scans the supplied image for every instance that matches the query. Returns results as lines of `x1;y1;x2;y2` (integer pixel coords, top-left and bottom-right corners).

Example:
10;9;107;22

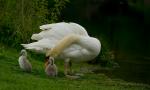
31;34;42;40
21;44;46;53
21;44;28;49
39;22;66;31
21;44;36;50
21;39;55;53
39;24;54;30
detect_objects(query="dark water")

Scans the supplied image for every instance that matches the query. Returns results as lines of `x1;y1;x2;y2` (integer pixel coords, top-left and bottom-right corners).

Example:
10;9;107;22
105;30;150;84
96;27;150;84
106;57;150;84
103;19;150;84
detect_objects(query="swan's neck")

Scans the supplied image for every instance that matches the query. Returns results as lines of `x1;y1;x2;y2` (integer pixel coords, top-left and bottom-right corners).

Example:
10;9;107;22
46;34;80;57
46;35;101;58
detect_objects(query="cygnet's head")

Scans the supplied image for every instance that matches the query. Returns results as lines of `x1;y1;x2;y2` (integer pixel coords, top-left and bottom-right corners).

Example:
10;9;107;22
20;49;27;56
48;57;54;65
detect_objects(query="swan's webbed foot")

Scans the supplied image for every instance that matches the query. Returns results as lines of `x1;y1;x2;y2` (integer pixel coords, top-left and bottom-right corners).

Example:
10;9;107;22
65;74;80;80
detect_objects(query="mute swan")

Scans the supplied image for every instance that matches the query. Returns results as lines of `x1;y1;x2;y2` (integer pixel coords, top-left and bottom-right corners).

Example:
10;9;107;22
45;57;58;77
21;22;101;76
18;49;32;72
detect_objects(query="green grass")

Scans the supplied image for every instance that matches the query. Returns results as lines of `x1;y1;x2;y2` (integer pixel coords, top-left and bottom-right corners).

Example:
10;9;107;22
0;44;149;90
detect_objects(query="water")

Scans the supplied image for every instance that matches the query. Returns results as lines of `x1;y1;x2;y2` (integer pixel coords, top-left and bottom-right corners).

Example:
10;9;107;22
106;57;150;84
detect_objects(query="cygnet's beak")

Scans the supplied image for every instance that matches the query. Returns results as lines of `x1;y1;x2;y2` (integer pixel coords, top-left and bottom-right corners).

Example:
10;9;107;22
19;52;23;56
44;56;49;68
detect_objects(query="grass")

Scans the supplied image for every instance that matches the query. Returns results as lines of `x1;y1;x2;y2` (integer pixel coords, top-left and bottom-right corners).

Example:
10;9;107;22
0;44;150;90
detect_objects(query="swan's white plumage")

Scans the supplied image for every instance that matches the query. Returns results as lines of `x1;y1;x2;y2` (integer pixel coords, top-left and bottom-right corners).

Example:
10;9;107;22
22;39;56;53
22;22;101;62
32;22;88;41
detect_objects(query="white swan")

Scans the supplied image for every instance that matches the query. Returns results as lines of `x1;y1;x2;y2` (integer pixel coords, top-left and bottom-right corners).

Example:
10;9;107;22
21;22;101;76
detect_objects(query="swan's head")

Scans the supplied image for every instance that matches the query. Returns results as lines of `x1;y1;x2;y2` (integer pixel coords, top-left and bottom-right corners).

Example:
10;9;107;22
20;49;27;56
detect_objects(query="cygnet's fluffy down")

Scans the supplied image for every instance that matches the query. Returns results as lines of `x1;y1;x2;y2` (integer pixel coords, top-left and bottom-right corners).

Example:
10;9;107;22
45;57;58;77
18;49;32;72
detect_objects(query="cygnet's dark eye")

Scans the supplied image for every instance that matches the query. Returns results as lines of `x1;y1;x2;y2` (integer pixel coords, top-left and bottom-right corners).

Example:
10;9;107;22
45;56;49;60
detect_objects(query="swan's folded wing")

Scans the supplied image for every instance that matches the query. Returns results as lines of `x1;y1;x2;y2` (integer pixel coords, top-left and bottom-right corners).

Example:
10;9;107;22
32;22;89;41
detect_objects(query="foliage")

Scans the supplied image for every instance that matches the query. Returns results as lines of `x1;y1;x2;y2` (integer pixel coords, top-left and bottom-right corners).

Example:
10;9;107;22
48;0;70;22
0;0;48;48
0;0;69;48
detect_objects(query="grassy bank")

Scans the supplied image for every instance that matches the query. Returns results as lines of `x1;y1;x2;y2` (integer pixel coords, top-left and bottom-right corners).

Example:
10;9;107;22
0;44;149;90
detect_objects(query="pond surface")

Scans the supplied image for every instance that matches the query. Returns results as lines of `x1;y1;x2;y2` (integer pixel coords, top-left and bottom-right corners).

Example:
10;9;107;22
105;57;150;85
